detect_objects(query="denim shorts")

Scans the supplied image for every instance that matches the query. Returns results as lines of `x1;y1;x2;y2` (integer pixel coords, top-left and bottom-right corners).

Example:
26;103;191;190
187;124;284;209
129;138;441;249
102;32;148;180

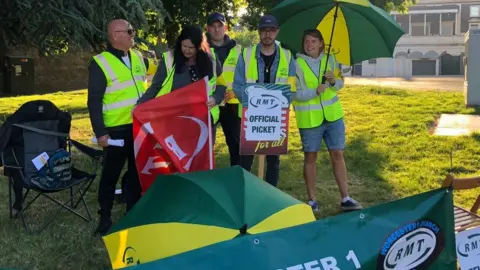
299;118;346;152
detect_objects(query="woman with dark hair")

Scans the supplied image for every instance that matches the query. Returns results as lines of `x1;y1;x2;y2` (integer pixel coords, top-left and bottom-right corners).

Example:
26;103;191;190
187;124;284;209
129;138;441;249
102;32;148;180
293;28;361;212
137;25;226;143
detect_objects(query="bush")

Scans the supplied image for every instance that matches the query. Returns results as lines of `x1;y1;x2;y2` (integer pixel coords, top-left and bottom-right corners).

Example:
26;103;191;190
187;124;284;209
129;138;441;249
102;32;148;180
229;30;259;48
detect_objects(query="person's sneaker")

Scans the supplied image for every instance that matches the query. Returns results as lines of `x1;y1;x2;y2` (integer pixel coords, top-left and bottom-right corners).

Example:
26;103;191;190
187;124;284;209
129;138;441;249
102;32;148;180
94;216;112;236
308;199;319;212
341;197;362;211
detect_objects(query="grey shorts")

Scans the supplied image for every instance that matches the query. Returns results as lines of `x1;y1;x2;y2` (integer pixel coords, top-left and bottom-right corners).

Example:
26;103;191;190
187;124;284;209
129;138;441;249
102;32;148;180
299;118;346;152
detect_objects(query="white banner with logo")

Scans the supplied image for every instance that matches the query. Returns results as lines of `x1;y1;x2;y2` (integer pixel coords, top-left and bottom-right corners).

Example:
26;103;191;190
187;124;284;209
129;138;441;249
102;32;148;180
244;86;284;141
456;226;480;270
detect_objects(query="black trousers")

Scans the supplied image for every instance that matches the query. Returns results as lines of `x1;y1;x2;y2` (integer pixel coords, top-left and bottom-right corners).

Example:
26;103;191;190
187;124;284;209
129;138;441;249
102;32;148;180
217;103;241;166
236;116;281;187
239;154;280;187
97;126;141;217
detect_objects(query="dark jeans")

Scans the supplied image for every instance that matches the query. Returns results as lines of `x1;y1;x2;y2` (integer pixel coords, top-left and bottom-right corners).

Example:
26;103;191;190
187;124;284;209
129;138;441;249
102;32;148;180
97;126;141;217
214;104;241;166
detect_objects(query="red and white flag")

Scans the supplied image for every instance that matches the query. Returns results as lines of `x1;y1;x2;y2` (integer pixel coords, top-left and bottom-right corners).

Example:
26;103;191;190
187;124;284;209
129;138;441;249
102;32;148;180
132;77;214;193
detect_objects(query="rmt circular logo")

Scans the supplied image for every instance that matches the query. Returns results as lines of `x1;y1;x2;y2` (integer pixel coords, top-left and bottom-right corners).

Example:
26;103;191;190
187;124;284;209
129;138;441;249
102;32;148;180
377;220;445;270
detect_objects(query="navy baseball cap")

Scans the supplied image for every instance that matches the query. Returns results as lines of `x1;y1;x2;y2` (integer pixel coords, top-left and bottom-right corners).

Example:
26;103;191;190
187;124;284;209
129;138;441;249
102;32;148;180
207;12;226;25
258;15;279;29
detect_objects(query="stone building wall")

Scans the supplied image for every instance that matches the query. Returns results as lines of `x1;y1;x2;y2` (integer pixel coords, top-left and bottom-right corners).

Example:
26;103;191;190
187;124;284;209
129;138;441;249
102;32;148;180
5;46;95;94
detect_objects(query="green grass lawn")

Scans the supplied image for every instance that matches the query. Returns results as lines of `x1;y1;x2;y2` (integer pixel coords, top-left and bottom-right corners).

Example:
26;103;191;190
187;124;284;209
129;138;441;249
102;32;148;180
0;85;479;269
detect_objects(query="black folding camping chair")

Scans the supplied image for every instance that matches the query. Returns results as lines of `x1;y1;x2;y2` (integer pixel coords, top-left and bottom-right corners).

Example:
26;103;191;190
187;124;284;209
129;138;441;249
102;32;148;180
0;100;104;234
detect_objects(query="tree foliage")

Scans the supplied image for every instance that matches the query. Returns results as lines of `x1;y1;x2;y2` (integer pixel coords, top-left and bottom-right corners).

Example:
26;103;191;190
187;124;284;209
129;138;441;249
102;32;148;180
0;0;415;58
228;30;259;48
241;0;416;30
160;0;246;46
0;0;168;56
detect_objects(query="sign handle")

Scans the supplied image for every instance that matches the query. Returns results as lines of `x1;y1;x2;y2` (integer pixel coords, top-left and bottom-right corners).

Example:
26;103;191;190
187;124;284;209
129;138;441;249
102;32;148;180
257;154;265;179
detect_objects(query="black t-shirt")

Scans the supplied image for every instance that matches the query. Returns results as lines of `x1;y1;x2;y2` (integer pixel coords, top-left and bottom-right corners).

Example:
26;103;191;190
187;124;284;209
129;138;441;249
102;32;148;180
188;65;199;82
261;51;275;83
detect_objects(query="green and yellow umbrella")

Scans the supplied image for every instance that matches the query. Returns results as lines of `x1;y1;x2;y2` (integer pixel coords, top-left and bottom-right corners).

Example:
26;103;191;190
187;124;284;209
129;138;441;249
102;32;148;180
102;166;315;269
270;0;404;70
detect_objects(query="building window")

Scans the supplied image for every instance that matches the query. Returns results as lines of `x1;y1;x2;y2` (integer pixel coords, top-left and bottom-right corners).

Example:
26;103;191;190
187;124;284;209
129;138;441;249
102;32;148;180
395;14;410;35
441;21;454;36
411;22;428;36
368;59;377;64
471;6;480;17
426;14;440;36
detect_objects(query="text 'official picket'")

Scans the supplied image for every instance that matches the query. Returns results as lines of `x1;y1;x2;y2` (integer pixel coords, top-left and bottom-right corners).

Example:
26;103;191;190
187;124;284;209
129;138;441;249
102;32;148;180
252;126;277;133
249;115;280;123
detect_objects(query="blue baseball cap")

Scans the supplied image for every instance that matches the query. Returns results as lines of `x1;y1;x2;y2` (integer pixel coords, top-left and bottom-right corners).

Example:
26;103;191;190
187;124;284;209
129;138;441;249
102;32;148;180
207;12;226;25
258;15;279;29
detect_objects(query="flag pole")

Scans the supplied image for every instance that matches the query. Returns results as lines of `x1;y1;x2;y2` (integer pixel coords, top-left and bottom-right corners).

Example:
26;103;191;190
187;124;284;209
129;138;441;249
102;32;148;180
206;76;214;169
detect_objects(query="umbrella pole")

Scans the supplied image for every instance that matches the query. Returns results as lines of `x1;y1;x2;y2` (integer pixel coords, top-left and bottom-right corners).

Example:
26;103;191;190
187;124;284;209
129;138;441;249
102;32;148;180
322;2;340;84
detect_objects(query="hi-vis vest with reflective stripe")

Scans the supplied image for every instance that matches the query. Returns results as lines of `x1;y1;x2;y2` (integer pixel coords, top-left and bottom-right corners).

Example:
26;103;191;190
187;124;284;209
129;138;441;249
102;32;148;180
93;49;147;128
239;45;291;118
293;54;344;129
211;45;241;104
156;50;220;124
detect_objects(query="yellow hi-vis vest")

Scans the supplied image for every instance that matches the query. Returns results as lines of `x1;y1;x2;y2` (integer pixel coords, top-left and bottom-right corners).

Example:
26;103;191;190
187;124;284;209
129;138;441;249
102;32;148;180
211;45;242;104
162;50;174;75
238;45;292;118
145;57;160;76
293;54;344;129
93;49;147;127
155;50;220;124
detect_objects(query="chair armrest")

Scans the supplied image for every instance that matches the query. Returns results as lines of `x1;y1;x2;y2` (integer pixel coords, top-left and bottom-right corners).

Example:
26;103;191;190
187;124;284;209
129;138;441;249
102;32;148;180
2;164;23;170
69;139;103;160
67;139;103;175
0;151;23;170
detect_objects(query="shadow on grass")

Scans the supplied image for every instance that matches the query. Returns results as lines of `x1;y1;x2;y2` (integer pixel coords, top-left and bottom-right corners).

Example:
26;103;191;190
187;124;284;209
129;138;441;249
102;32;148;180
466;105;480;115
242;131;396;220
64;106;90;115
368;87;411;97
315;134;393;219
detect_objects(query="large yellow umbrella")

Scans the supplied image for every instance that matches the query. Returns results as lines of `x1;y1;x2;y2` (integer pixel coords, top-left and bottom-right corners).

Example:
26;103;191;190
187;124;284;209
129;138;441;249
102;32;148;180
271;0;404;81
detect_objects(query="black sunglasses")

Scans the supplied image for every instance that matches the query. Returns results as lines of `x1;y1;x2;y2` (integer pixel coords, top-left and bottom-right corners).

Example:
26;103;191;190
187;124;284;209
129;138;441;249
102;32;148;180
116;29;136;35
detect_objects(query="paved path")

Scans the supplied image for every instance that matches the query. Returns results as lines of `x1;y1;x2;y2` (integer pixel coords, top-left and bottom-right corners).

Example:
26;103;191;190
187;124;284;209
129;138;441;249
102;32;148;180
434;113;480;136
345;76;465;91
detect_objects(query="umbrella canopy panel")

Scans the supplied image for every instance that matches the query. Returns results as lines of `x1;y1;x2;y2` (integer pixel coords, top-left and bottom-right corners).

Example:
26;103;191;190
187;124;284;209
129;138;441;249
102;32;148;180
103;166;316;269
271;0;404;66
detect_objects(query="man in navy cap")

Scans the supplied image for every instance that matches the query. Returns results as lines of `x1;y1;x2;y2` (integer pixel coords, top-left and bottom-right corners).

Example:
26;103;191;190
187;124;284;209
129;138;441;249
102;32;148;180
232;15;296;187
206;12;243;167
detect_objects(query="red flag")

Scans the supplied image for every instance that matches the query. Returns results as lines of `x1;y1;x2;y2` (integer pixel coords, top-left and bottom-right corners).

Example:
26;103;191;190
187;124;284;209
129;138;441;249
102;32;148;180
133;77;214;193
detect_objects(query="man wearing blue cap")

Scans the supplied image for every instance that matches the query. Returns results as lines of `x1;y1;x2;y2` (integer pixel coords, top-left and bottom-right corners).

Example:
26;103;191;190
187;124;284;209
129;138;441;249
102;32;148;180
232;15;296;187
206;12;242;167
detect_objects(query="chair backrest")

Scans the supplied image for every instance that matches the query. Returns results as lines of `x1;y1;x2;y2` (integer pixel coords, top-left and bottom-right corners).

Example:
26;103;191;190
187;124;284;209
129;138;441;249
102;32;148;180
0;100;72;186
442;174;480;213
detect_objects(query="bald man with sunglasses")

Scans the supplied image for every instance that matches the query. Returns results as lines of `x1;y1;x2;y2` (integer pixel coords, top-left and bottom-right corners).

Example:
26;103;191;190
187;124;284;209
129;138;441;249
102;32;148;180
87;19;157;236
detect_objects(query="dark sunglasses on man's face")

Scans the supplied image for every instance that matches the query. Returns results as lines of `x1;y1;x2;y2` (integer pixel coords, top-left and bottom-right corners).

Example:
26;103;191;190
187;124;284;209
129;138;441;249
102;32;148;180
116;29;136;35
